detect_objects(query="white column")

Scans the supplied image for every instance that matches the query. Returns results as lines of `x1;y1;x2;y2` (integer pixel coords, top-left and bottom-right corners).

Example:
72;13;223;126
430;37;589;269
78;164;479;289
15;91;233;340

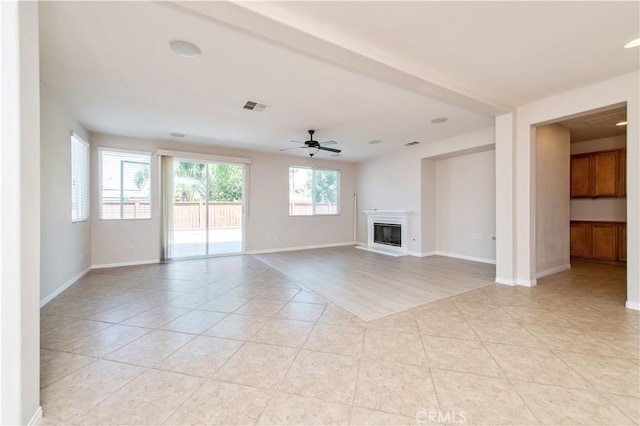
515;111;537;286
494;113;516;285
0;1;41;424
625;78;640;310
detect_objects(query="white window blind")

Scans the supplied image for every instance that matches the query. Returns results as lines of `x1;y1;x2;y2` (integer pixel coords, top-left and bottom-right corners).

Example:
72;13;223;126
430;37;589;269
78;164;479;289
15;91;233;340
289;166;340;216
71;134;89;222
99;148;151;220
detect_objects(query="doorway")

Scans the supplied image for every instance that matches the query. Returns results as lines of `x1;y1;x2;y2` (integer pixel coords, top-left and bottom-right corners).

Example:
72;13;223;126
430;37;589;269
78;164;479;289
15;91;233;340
534;105;627;298
170;159;244;259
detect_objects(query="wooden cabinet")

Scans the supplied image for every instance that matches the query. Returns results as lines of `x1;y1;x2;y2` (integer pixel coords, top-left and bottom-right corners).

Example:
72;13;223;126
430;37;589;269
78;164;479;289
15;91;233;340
570;222;591;258
619;149;626;197
591;223;617;261
570;221;626;263
570;155;591;197
570;149;625;198
619;224;626;262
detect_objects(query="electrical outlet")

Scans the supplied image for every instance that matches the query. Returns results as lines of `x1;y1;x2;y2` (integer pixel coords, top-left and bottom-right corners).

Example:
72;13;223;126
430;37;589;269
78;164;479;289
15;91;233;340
130;245;135;252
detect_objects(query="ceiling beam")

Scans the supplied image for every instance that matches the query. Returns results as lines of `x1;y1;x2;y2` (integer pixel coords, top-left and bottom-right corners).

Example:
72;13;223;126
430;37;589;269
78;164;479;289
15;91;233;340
170;1;512;116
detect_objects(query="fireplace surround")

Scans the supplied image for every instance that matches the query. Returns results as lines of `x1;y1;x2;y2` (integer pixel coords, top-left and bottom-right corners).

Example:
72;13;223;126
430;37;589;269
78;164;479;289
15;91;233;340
357;210;409;256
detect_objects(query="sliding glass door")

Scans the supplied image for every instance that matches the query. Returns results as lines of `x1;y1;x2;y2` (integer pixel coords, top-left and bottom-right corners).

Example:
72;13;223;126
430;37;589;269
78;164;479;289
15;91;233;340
170;159;244;259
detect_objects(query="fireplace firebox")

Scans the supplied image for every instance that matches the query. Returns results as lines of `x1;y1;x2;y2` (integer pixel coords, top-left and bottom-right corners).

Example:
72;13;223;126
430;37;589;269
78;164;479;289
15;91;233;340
373;223;402;247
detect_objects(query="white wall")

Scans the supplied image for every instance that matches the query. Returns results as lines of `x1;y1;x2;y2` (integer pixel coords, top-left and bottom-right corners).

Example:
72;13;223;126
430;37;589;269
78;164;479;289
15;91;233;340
535;124;570;277
420;159;436;255
0;1;41;423
435;149;496;263
498;71;639;309
571;135;626;155
356;127;494;256
90;133;357;266
570;135;627;222
40;87;91;303
356;149;423;253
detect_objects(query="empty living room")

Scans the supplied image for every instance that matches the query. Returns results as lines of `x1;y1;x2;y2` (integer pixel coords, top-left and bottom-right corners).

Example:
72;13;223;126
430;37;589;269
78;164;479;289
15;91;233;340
1;1;639;425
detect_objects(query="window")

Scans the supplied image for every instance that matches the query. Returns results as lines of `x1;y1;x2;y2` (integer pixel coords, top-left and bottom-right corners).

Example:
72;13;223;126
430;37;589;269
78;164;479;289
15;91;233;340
71;134;89;222
289;166;340;215
99;148;151;220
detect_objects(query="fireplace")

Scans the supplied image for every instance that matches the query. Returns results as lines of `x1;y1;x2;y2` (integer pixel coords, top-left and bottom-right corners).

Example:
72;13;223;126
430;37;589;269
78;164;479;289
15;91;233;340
374;223;401;247
357;210;409;256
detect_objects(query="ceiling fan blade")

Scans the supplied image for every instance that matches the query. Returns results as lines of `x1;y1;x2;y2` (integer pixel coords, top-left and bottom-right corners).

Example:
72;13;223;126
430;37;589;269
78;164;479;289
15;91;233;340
318;146;341;153
319;140;337;146
280;147;305;152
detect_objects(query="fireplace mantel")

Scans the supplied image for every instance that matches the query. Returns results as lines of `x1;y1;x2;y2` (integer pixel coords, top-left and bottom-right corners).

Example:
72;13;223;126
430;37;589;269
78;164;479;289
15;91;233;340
357;210;409;257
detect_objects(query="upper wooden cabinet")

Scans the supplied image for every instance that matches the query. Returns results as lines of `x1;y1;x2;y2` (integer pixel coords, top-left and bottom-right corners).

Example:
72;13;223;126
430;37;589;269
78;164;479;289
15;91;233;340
619;148;626;197
570;148;626;198
570;155;591;197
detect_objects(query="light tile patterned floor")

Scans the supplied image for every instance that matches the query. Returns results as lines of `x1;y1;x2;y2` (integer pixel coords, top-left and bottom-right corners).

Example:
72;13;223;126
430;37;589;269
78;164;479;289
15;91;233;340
41;256;639;425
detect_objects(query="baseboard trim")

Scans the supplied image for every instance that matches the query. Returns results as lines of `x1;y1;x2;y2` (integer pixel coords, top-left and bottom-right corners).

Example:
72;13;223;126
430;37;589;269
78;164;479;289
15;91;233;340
91;259;160;269
40;266;91;307
536;264;571;279
625;301;640;311
28;406;43;425
409;251;437;258
247;242;356;255
516;278;537;287
495;277;515;286
433;251;496;265
356;245;408;257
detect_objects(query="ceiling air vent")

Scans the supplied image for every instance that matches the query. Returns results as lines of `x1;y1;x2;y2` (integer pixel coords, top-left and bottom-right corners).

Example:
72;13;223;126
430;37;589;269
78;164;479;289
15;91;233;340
581;112;625;126
243;101;268;112
405;141;420;146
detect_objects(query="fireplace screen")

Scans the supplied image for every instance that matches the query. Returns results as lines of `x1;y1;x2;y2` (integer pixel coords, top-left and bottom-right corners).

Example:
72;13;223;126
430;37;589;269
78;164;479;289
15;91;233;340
373;223;401;247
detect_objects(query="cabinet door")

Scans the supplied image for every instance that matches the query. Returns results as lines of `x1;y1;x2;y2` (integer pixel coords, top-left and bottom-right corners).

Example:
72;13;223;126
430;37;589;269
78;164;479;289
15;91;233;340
618;149;626;197
593;151;618;197
591;224;617;261
618;224;626;262
570;223;591;258
570;156;591;198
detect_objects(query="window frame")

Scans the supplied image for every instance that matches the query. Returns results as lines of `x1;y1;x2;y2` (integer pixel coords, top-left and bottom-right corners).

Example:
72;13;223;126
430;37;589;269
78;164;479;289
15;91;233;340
288;166;341;217
98;147;153;221
71;133;90;223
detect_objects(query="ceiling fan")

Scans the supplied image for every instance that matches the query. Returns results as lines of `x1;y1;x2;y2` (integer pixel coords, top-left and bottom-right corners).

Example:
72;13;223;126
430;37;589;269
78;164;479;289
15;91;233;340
280;130;341;157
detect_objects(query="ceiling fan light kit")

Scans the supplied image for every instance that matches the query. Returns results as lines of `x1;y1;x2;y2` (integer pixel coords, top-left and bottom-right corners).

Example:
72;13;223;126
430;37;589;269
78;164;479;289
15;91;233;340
280;129;342;157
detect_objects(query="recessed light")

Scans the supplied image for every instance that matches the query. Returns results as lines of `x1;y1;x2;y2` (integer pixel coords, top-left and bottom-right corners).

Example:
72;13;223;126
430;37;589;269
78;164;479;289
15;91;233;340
431;117;448;124
170;132;185;138
169;40;201;58
368;140;382;145
616;121;627;126
624;38;640;49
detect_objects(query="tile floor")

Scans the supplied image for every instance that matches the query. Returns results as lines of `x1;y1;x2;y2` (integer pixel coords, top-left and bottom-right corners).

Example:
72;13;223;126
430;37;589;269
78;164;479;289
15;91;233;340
41;256;639;425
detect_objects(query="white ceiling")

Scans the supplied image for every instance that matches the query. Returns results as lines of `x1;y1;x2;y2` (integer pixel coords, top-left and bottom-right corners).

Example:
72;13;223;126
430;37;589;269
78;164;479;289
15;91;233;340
558;106;627;143
39;1;638;162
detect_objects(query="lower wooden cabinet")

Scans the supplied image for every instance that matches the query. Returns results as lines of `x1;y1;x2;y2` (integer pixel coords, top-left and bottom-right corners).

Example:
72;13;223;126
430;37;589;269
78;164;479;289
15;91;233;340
570;223;591;258
570;221;626;263
619;224;626;262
